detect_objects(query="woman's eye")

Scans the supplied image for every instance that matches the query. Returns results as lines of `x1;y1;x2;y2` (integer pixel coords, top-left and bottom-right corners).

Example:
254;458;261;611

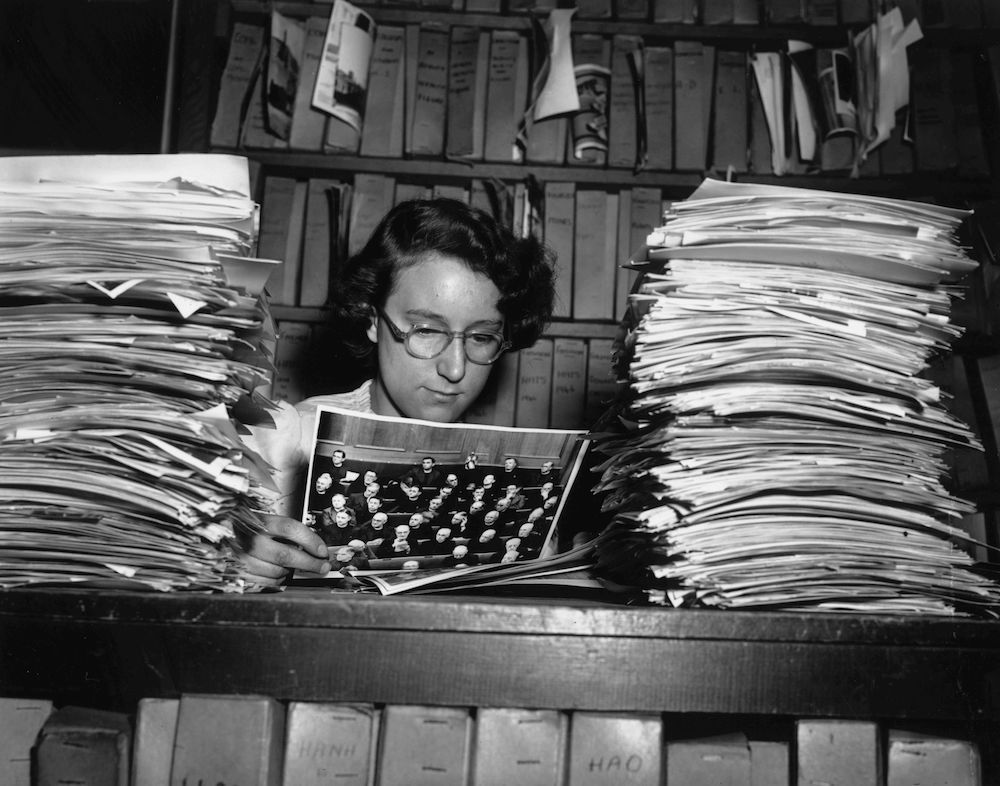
468;333;498;346
412;326;445;338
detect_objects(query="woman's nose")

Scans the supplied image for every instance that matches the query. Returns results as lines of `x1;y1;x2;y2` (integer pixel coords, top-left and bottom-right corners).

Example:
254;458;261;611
436;334;467;381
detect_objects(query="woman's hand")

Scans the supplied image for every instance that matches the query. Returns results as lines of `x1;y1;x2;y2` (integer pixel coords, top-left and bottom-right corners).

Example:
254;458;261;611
233;514;332;587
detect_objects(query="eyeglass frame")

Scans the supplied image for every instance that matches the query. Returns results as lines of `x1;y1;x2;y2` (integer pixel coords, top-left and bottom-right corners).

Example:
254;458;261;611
375;307;511;365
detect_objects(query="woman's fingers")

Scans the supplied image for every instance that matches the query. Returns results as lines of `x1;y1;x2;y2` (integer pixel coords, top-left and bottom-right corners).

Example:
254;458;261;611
233;550;293;587
258;514;330;560
233;516;332;584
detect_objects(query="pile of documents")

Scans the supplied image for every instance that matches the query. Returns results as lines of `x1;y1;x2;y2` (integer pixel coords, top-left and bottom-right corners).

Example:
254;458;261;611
592;178;1000;616
0;155;278;591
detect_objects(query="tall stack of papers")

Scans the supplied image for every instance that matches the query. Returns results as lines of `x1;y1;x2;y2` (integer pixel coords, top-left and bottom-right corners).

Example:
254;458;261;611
592;178;1000;616
0;155;279;591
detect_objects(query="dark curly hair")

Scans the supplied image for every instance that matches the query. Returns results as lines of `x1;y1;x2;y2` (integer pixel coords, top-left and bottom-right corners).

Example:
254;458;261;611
329;198;556;366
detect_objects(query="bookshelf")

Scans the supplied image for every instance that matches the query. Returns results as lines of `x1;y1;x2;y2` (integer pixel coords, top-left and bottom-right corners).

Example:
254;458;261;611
192;0;1000;193
174;0;1000;428
193;3;1000;198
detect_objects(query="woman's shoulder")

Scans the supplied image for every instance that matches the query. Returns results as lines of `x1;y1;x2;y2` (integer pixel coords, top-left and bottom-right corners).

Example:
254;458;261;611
242;376;371;469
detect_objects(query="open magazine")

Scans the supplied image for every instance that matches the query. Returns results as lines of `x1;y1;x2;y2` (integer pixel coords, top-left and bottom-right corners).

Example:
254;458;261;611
292;406;591;594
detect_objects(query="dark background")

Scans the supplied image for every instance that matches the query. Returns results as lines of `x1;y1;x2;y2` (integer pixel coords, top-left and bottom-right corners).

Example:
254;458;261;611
0;0;172;152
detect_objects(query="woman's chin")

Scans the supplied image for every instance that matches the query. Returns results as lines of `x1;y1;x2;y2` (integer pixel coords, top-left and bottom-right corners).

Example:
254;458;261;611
372;377;483;424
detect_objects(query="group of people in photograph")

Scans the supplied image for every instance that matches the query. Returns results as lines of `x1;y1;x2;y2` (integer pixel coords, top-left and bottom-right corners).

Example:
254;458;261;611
304;450;563;572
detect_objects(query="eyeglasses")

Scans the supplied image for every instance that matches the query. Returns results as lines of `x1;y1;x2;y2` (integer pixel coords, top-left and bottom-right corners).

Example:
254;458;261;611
377;308;510;365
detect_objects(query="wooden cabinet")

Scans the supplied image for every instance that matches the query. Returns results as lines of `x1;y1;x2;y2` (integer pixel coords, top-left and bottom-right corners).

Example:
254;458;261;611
3;588;1000;776
3;587;998;717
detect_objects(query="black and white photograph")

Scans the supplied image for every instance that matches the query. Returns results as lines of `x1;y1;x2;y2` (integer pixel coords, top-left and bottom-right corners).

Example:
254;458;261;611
301;405;588;576
5;2;1000;782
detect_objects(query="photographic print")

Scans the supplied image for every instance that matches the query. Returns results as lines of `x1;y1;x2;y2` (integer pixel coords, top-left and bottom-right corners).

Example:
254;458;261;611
300;406;588;585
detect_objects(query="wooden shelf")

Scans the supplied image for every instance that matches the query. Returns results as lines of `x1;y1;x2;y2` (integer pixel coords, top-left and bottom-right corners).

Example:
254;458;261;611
15;136;990;203
226;148;708;190
2;588;1000;722
222;149;999;201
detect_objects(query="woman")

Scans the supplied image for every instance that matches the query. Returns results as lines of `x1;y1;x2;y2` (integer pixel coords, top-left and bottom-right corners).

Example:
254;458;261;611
235;198;556;586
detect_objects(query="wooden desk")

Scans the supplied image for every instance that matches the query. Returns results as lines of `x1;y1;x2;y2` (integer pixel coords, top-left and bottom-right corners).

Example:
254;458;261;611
1;588;998;723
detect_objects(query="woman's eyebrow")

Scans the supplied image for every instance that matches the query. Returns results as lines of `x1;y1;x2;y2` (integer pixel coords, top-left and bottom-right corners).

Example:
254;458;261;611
404;308;503;329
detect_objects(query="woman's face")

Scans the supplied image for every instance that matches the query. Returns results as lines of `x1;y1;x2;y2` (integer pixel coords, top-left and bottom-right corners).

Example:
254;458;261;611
368;253;502;422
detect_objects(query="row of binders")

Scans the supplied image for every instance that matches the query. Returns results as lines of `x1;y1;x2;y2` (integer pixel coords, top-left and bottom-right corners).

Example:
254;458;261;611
308;0;998;28
589;178;1000;615
4;694;983;786
213;6;992;178
257;170;663;322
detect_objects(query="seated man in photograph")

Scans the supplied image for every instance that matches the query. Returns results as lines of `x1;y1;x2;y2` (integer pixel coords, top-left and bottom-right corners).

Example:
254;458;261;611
499;483;527;512
346;468;379;497
375;523;416;559
421;495;446;524
401;456;445;490
319;493;357;529
318;509;358;548
470;527;503;562
535;460;557;486
492;497;517;530
356;495;385;524
306;472;335;516
332;539;373;573
480;509;501;537
500;536;523;564
498;456;523;487
480;473;500;503
437;484;458;507
516;520;546;556
420;525;456;556
405;512;429;539
504;506;551;540
543;493;560;514
418;527;455;557
393;482;426;514
447;510;472;540
355;511;390;552
348;481;382;513
466;488;491;520
528;481;558;509
442;544;478;568
466;499;488;535
327;449;352;487
441;473;465;502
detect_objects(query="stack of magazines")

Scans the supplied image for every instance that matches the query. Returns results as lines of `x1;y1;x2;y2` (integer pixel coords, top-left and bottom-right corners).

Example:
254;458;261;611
592;178;1000;616
0;155;278;591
